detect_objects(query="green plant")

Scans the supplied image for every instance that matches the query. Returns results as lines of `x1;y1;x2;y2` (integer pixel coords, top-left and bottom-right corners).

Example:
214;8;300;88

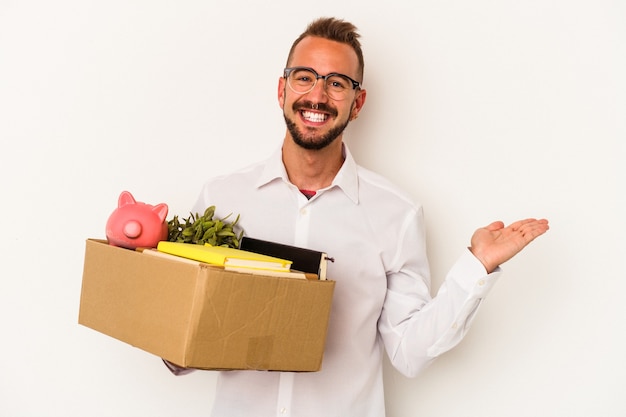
167;206;243;248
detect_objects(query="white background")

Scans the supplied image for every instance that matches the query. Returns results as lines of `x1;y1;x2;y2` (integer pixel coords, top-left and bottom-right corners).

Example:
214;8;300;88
1;1;624;416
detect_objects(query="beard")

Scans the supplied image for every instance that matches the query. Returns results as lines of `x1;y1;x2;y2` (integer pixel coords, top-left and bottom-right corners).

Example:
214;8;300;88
283;101;351;151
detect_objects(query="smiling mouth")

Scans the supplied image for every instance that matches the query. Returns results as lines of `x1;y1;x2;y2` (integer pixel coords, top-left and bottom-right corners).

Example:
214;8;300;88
301;110;328;123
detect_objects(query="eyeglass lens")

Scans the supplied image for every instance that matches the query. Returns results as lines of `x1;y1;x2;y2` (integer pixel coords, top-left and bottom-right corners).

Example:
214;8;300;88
287;68;354;100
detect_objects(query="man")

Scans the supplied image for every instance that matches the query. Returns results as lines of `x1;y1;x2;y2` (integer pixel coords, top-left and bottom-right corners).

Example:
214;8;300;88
167;17;549;417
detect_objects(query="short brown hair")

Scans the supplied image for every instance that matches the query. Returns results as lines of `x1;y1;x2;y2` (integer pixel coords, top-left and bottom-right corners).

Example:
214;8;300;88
286;17;364;82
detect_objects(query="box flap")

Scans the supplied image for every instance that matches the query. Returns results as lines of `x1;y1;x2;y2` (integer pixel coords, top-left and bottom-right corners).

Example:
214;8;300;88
185;269;334;370
79;239;200;364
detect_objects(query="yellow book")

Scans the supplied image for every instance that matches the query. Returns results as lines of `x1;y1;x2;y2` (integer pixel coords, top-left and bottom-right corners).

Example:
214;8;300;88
141;249;316;280
156;241;293;272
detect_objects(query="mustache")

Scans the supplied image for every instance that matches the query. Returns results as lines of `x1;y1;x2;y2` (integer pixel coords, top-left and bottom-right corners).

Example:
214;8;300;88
294;101;338;117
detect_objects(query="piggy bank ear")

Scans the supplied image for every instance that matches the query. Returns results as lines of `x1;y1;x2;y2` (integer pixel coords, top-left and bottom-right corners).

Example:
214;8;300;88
153;203;169;222
118;191;136;207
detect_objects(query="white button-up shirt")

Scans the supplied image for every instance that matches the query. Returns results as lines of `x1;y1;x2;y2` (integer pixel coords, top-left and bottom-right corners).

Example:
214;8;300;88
191;144;500;417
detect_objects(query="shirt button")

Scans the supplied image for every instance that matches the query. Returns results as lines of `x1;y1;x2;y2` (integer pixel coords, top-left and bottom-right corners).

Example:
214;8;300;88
478;279;485;286
280;407;287;414
300;208;308;216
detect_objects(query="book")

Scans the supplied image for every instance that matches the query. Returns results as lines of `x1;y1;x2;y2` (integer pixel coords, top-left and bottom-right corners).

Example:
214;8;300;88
140;248;317;280
139;248;201;266
239;237;331;280
156;241;292;272
216;266;318;280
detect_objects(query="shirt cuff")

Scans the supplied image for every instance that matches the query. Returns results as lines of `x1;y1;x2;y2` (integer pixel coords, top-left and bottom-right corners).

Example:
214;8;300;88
448;248;501;295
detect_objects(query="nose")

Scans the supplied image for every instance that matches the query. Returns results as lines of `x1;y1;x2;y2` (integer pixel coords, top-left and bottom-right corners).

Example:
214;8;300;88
307;78;329;103
123;220;143;239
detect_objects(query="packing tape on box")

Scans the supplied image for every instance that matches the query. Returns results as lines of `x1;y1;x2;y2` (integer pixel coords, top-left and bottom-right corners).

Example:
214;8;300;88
246;335;274;370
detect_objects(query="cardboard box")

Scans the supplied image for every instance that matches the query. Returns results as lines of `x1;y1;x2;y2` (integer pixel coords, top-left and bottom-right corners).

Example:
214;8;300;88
78;239;335;372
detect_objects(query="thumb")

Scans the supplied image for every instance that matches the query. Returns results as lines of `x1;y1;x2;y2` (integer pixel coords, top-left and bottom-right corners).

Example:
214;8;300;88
485;221;505;231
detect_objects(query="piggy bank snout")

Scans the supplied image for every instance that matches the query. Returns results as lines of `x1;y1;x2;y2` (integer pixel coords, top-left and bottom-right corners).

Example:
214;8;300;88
122;220;143;239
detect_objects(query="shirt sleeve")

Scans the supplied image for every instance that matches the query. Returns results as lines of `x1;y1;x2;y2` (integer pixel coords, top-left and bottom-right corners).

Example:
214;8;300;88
378;209;501;378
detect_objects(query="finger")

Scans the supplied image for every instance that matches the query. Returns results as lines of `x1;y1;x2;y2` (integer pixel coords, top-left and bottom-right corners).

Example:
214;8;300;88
517;219;549;233
485;221;505;231
522;220;550;234
507;218;537;230
509;218;550;234
520;220;550;239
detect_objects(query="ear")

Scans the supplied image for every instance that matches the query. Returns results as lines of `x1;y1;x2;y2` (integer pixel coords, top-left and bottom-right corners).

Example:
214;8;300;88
277;76;286;109
118;190;136;207
350;88;367;121
152;203;169;222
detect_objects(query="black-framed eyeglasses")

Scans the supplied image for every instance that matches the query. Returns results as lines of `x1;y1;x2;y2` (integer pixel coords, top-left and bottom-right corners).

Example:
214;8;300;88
284;66;361;101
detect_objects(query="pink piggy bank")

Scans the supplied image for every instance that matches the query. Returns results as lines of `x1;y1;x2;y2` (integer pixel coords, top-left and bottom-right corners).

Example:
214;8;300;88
105;191;169;249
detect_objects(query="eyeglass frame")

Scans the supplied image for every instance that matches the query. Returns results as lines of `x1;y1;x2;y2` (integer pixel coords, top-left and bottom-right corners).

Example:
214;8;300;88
283;66;361;99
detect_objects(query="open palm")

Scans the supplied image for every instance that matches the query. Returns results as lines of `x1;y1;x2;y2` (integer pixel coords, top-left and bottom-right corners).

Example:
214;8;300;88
470;218;549;273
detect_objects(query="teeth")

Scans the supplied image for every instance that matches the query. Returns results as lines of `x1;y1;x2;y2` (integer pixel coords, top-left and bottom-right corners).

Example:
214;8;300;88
302;111;328;123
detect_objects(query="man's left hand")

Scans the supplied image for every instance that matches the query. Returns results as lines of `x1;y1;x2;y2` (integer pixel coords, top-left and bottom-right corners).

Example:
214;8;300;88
470;218;550;273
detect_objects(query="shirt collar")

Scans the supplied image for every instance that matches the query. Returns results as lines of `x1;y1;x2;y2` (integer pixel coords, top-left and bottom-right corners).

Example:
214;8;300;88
330;143;359;204
255;142;359;204
255;146;288;189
